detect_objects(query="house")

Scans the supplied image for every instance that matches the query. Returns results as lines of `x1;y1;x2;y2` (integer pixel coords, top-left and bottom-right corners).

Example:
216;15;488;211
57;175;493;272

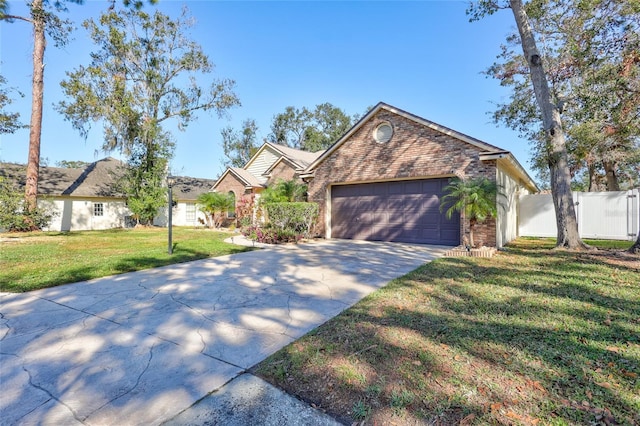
212;141;324;204
0;158;215;231
213;102;537;248
302;102;539;248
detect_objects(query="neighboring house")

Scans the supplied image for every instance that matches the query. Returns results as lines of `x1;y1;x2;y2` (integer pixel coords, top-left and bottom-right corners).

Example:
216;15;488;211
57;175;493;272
154;175;217;228
302;102;539;248
212;141;324;204
0;157;215;231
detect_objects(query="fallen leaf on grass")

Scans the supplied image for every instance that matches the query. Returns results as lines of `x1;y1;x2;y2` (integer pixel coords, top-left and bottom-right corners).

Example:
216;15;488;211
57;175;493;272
490;402;503;411
621;370;637;378
459;413;476;425
595;381;612;389
606;346;620;353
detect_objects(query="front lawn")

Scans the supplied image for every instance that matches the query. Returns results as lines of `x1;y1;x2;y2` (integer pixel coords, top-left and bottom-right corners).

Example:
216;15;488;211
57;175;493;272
0;228;250;292
255;239;640;425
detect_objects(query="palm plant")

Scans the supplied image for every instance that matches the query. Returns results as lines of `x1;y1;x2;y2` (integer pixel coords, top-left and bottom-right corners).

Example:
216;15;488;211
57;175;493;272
260;179;307;204
440;177;500;248
197;192;234;228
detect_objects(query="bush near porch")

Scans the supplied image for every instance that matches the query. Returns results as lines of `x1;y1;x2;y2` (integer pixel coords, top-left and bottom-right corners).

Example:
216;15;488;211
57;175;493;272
241;202;319;244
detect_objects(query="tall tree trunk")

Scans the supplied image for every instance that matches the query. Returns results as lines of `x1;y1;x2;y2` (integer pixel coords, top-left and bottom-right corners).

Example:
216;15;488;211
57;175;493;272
602;160;620;191
24;0;45;214
509;0;586;249
629;232;640;254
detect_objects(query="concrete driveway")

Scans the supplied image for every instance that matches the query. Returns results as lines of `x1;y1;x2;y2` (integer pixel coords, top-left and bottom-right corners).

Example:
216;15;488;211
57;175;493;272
0;240;448;425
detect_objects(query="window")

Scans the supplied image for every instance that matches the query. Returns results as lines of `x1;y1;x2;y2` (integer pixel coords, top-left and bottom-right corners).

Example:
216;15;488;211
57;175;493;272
186;203;196;222
227;191;236;218
374;122;393;143
93;203;104;217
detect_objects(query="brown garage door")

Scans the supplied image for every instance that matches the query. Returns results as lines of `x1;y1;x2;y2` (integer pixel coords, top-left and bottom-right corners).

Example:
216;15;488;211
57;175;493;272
331;179;460;245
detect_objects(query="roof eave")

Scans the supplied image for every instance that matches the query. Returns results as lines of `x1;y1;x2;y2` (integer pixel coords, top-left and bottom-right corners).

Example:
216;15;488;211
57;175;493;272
480;152;539;193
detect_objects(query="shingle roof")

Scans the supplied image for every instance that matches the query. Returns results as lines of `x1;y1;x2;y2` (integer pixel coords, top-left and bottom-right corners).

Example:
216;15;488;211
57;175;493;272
171;175;218;200
267;143;325;169
0;157;126;197
0;157;217;201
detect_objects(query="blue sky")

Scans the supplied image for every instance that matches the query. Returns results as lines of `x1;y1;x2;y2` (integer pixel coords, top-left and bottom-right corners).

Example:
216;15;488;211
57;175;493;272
1;0;533;181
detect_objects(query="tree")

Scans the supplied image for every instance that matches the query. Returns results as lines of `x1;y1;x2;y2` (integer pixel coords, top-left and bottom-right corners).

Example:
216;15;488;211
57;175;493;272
483;0;640;192
260;179;308;204
1;0;80;213
58;6;239;223
440;177;499;248
469;0;592;249
268;103;355;151
0;0;156;221
55;160;89;168
0;75;25;134
197;192;234;228
221;119;259;168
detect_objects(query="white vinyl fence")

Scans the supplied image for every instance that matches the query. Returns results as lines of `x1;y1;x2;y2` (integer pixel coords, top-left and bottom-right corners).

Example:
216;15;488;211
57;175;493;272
519;189;639;240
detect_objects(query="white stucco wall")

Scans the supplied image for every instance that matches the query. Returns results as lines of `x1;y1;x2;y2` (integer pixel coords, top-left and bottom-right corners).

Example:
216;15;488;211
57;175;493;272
42;197;131;231
496;165;529;248
154;202;209;227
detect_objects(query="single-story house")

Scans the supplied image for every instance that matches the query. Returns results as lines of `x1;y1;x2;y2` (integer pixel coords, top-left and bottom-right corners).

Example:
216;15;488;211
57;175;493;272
214;102;538;248
0;157;216;231
303;102;539;248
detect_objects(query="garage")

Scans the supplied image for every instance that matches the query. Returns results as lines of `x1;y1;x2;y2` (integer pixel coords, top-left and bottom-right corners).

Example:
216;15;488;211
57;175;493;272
330;178;460;245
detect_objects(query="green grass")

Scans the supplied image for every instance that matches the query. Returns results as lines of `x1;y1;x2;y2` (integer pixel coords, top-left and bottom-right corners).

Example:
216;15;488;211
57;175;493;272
0;228;250;292
255;238;640;425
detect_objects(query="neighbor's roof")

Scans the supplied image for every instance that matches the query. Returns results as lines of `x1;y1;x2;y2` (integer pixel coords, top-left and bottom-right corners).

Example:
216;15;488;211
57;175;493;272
171;175;218;200
0;157;126;197
0;157;218;200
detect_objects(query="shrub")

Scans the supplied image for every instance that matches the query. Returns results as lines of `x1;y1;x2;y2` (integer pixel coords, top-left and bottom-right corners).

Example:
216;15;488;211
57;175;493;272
263;202;318;238
0;178;54;231
241;202;318;244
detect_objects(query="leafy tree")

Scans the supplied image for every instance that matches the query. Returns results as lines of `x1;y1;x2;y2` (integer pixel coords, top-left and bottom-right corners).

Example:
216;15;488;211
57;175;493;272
58;6;239;223
440;177;499;248
469;0;591;249
115;131;172;225
1;0;80;212
221;119;259;168
0;176;53;231
260;179;307;204
268;103;354;151
1;0;156;219
197;192;234;228
0;75;25;134
55;160;89;168
482;0;640;192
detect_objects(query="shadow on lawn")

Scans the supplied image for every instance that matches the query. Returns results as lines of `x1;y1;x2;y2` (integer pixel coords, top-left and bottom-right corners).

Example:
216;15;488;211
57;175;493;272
256;249;640;425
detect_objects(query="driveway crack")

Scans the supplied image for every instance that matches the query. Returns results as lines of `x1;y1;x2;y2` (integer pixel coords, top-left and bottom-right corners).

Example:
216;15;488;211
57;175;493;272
22;366;87;424
85;344;155;419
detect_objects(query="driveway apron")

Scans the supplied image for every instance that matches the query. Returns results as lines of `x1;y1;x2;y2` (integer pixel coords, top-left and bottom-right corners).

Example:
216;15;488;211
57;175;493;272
0;240;448;425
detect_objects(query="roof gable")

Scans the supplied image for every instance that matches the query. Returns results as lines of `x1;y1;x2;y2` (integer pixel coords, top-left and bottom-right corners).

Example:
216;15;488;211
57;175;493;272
306;102;508;172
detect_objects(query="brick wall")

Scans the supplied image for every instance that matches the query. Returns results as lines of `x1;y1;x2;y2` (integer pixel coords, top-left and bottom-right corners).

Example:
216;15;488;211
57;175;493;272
307;109;498;246
266;161;298;186
214;172;247;198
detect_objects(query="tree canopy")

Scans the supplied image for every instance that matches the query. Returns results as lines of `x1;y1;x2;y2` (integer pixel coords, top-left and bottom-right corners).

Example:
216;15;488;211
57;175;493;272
477;0;640;191
267;103;355;151
0;75;24;134
221;119;259;168
58;6;239;222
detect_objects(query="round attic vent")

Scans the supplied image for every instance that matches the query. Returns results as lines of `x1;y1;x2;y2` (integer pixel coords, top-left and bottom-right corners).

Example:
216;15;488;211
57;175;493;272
374;122;393;143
